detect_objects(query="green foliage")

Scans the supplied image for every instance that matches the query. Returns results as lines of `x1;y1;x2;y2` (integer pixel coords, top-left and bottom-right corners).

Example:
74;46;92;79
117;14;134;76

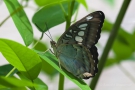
0;76;34;88
32;1;79;32
33;39;48;51
34;0;65;6
103;0;115;7
103;20;135;67
0;64;18;76
77;0;88;9
4;0;33;46
0;39;42;80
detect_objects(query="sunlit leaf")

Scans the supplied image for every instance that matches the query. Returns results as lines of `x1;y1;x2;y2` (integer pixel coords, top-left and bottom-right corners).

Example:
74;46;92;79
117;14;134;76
34;0;64;6
77;0;88;9
0;76;34;88
0;39;42;80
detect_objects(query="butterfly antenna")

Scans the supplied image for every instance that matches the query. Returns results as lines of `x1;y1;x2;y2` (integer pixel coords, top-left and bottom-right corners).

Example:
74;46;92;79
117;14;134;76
34;23;53;41
44;23;54;41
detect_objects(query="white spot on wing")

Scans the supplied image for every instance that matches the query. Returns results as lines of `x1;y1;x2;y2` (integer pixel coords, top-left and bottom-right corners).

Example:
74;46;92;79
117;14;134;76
80;27;86;30
78;23;87;28
78;31;84;36
65;34;72;38
99;12;102;15
69;30;72;33
83;72;92;77
86;16;93;21
75;36;83;42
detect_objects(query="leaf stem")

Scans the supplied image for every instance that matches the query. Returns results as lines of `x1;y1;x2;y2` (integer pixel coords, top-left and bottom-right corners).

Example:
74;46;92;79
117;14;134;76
90;0;131;89
32;32;44;49
5;67;16;77
58;1;75;90
60;3;68;16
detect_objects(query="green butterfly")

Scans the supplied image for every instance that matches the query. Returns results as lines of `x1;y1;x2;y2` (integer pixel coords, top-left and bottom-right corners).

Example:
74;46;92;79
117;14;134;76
51;11;105;79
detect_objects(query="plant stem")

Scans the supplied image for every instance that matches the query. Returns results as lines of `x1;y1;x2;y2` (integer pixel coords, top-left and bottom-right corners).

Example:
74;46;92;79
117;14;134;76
32;32;44;49
58;1;75;90
90;0;131;89
58;73;65;90
5;67;16;77
65;0;75;30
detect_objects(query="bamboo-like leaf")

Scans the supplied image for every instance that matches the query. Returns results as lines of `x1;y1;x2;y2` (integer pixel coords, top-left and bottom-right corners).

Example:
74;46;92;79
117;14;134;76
0;76;34;88
35;50;91;90
4;0;33;46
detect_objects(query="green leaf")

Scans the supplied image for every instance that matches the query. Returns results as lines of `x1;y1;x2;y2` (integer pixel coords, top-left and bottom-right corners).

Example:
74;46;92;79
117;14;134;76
4;0;33;46
113;39;133;60
102;19;113;31
32;1;79;32
105;58;117;67
42;60;58;77
34;0;64;6
0;39;42;80
34;78;48;90
33;39;48;51
16;72;48;90
0;64;18;76
0;87;27;90
0;76;34;88
103;0;115;6
126;31;135;50
35;50;91;90
77;0;88;9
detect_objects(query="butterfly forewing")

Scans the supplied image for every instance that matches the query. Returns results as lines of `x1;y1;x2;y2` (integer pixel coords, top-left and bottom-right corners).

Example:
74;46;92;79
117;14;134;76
57;11;104;47
51;11;105;79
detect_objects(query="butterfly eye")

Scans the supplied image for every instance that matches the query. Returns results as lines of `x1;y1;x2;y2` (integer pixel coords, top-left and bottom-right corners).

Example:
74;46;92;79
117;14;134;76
86;16;93;21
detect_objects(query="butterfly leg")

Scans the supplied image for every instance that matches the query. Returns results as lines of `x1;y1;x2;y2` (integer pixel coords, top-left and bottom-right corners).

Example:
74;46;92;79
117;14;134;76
57;60;63;71
49;49;55;54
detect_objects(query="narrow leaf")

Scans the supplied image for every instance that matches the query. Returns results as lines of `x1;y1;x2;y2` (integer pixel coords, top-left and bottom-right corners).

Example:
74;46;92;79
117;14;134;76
34;0;64;6
35;50;91;90
4;0;33;46
0;76;34;88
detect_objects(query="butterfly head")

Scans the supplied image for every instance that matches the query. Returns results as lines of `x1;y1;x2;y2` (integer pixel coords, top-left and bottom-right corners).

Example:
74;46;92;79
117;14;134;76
50;41;57;54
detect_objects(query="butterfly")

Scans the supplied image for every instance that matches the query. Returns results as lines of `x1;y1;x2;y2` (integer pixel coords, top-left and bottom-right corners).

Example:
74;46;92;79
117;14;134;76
50;11;105;79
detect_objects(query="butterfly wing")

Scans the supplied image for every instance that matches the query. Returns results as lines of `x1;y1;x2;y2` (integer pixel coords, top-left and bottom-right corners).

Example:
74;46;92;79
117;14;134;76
52;11;105;79
57;11;105;47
